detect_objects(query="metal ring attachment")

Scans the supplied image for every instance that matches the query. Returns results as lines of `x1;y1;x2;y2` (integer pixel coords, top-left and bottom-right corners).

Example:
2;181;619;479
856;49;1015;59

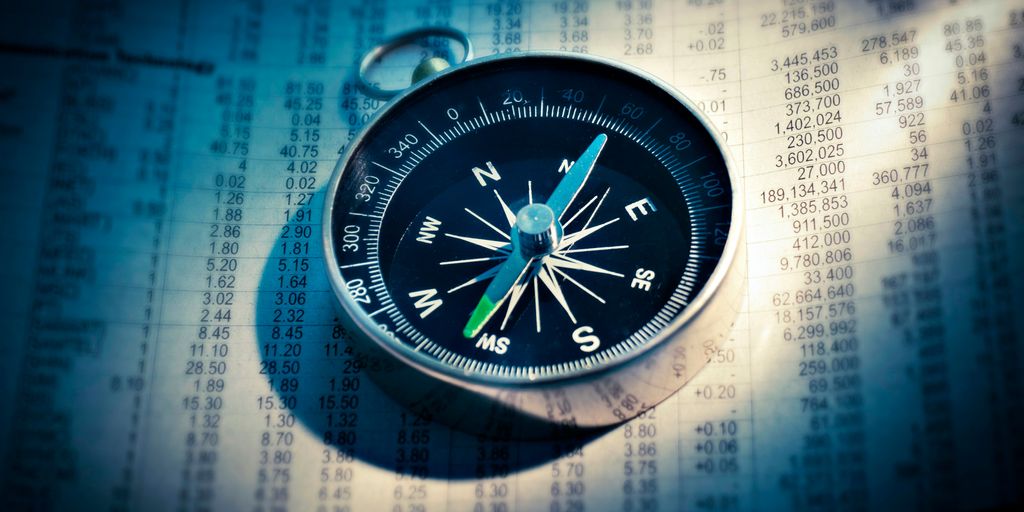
357;27;474;100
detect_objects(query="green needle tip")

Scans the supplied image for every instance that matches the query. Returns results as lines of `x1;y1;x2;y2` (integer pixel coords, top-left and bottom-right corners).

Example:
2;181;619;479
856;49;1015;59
463;296;497;338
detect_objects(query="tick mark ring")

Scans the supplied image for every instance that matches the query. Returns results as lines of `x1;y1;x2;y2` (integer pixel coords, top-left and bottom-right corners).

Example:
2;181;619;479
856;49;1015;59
324;52;745;435
357;27;475;100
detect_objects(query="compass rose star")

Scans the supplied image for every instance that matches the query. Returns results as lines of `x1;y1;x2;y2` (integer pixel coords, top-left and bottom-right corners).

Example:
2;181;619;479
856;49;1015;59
444;179;627;335
454;133;641;339
438;134;640;339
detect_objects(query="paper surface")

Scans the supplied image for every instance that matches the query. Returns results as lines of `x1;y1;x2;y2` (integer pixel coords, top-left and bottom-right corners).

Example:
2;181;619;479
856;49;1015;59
1;0;1022;509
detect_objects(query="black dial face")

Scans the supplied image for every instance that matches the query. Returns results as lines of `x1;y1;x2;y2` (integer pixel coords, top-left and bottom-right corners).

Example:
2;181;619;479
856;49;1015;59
328;54;733;382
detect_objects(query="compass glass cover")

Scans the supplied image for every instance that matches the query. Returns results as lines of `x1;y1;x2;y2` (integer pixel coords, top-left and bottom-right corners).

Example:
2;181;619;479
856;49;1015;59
328;55;733;382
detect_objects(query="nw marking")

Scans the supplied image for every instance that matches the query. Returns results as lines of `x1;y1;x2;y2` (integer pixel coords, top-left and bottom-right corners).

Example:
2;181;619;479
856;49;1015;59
416;216;442;244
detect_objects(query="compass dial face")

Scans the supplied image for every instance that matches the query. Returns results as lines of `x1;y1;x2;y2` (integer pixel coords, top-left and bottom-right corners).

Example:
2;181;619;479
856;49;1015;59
327;54;733;383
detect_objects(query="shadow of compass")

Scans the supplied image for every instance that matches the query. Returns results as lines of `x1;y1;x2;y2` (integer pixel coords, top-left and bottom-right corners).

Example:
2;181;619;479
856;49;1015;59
253;211;608;480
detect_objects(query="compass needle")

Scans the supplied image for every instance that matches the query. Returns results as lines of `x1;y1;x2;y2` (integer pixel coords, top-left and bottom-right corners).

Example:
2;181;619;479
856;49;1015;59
547;134;607;220
463;132;607;337
463;250;533;338
448;264;502;294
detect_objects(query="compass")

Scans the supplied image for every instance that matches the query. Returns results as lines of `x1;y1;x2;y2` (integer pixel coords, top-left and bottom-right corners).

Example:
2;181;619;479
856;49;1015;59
324;34;744;436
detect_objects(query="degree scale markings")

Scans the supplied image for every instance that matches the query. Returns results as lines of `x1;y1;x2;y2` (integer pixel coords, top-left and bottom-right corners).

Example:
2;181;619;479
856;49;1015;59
387;106;704;374
340;260;376;269
371;160;406;178
342;92;723;378
417;120;439;142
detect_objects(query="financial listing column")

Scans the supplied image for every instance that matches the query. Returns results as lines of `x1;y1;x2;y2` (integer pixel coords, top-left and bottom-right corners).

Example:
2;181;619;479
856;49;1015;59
444;16;525;512
136;2;266;508
249;3;384;511
668;1;753;511
908;4;1024;506
170;68;255;512
851;4;972;507
460;4;580;511
854;6;947;507
953;5;1024;501
253;43;317;512
937;6;1024;505
834;2;1022;509
549;0;592;53
295;6;377;510
740;0;867;509
333;6;454;512
474;0;528;54
2;3;187;509
242;4;337;509
525;3;599;510
494;3;674;511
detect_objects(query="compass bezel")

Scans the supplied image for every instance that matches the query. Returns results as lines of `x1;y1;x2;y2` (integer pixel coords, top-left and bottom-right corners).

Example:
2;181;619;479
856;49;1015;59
323;51;744;388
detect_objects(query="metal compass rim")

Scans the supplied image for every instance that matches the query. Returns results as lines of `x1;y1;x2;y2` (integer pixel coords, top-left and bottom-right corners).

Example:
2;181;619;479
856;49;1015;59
324;51;745;388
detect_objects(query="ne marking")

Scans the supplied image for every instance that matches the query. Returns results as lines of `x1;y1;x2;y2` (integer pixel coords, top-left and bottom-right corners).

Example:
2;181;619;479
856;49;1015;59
565;186;611;235
450;265;501;294
348;211;379;218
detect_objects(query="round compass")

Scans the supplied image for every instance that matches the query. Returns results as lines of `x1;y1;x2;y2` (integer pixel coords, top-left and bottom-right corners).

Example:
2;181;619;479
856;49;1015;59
324;50;744;435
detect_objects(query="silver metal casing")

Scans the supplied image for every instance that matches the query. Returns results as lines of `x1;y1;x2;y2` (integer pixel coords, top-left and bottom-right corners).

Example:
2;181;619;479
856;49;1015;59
322;51;746;438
